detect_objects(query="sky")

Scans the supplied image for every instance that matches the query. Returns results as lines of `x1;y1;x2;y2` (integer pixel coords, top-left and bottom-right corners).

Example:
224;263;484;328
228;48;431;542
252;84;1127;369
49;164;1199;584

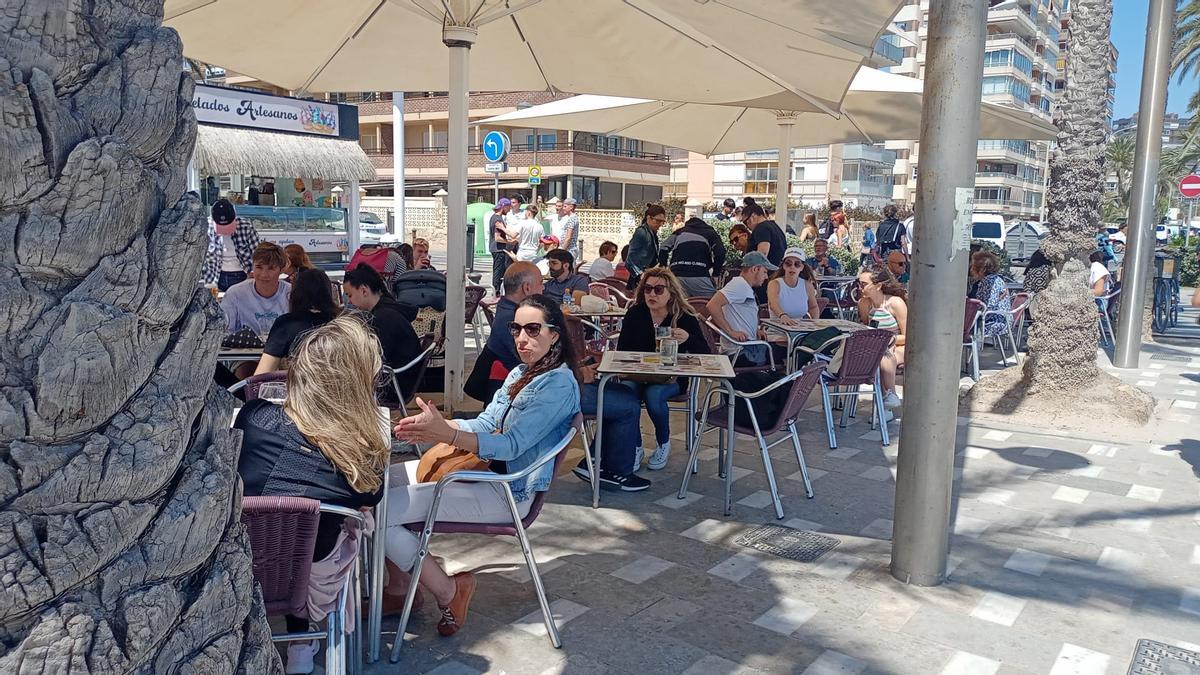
1110;0;1198;119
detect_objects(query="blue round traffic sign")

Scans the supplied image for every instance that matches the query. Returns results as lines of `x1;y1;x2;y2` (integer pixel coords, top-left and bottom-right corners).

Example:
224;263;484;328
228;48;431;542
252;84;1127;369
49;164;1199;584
482;131;510;162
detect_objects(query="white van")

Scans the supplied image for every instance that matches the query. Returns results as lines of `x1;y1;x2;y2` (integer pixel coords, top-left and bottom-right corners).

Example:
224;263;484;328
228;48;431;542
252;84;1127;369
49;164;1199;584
971;212;1007;249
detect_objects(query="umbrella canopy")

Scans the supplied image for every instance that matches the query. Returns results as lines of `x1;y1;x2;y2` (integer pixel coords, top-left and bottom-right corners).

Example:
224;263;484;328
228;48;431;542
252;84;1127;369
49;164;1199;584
476;67;1059;155
164;0;906;116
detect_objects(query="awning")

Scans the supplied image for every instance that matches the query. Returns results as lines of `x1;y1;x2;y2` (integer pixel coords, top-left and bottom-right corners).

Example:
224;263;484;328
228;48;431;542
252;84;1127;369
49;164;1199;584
195;124;376;181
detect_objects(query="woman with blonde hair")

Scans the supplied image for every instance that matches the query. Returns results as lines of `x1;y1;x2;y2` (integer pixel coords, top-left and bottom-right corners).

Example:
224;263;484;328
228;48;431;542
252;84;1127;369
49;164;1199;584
616;267;711;470
235;315;389;673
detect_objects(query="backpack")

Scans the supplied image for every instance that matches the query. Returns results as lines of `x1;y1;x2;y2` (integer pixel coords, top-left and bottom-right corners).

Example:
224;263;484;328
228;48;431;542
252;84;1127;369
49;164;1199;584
818;217;836;238
732;370;790;429
877;220;903;251
347;246;390;273
392;270;447;311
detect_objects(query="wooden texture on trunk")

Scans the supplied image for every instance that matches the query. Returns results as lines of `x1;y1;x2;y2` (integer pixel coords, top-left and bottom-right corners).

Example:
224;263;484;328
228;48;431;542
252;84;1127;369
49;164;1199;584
0;1;279;672
1022;0;1112;392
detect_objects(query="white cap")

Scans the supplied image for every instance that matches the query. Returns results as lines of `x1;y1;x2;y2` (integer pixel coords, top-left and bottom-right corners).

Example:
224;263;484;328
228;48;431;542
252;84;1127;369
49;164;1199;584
547;196;560;204
782;247;807;262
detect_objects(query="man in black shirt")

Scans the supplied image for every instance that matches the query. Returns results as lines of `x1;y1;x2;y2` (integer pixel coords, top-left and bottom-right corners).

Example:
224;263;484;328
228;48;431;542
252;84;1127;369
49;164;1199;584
715;198;737;221
876;204;909;258
743;199;787;266
489;198;514;293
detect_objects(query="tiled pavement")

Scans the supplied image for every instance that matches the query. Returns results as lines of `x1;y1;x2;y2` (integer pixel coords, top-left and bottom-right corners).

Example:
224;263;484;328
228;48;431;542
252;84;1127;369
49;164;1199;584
349;296;1200;675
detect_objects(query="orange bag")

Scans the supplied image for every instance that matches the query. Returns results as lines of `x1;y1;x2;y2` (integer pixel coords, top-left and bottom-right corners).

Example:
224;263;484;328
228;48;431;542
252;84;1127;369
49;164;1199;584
416;443;490;483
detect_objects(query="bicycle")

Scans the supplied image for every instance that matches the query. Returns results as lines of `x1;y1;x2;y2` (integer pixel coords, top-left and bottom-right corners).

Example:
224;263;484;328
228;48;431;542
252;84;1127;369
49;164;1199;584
1151;252;1181;333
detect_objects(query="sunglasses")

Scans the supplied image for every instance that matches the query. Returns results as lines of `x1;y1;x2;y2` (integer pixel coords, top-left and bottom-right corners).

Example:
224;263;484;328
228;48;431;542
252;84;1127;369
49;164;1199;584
783;260;804;268
508;321;558;338
643;284;669;296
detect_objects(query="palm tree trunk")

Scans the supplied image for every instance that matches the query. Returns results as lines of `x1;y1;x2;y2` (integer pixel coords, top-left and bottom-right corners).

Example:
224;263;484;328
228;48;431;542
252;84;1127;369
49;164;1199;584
0;2;279;672
1022;0;1112;393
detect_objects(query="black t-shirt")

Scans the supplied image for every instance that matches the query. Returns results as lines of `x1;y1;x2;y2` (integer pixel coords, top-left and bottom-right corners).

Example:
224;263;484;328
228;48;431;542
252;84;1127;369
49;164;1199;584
369;296;423;396
877;219;908;255
616;303;711;389
749;220;788;266
263;311;332;358
489;213;506;253
236;399;383;558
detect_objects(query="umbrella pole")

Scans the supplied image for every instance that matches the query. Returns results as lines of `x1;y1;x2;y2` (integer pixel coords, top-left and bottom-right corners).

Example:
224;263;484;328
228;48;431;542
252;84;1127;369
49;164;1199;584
443;26;478;411
393;91;406;240
890;0;986;587
775;118;794;231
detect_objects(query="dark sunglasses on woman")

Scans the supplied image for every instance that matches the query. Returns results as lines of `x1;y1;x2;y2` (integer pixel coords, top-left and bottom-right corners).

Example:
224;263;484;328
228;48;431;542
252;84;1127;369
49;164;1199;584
643;283;668;296
508;321;558;337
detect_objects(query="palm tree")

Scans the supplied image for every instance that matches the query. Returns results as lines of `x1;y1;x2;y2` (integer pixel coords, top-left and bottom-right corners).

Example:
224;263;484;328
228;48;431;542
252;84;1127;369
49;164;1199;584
1105;134;1135;216
1021;0;1113;392
0;4;279;673
1174;0;1200;83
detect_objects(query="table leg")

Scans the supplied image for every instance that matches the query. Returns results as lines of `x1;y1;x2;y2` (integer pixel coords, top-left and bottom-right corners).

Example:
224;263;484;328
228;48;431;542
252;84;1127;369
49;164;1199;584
592;374;612;509
367;465;389;662
688;380;698;474
723;381;735;516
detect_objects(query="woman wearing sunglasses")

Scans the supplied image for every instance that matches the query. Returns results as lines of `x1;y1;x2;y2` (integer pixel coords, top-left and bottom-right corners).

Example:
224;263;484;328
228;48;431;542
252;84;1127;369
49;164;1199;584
391;295;580;638
767;247;820;326
616;267;711;471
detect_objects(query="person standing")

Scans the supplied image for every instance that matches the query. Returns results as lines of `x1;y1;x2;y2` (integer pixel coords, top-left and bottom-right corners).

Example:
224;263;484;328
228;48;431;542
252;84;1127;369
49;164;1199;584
514;205;545;262
876;204;909;258
798;213;820;242
559;198;581;262
202;198;260;291
489;198;515;294
715;198;736;221
545;196;562;240
819;200;845;239
671;212;686;231
626;203;666;290
658;216;727;298
859;221;878;268
742;198;786;267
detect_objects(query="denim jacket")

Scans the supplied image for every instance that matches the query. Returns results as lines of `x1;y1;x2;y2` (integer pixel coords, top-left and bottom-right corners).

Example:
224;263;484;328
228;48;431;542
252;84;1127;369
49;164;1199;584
458;363;580;501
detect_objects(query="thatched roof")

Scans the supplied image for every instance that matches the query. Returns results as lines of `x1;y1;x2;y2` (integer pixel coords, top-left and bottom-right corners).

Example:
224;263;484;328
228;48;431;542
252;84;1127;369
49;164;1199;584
195;125;376;181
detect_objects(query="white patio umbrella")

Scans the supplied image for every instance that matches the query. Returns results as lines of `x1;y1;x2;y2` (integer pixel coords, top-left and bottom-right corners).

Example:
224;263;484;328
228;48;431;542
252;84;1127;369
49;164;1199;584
165;0;906;416
478;67;1059;221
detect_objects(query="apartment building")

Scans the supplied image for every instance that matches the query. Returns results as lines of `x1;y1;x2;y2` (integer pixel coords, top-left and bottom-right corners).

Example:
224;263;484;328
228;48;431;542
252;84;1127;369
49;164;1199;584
1113;113;1192;149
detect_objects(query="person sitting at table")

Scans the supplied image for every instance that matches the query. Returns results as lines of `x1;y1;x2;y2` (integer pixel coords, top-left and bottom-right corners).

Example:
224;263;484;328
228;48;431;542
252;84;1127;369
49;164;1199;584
464;262;543;403
706;252;779;367
858;267;906;410
1088;249;1111;298
283;243;314;278
236;315;388;674
614;244;632;281
343;264;421;401
767;248;820;324
810;239;843;277
348;241;408;285
617;267;710;471
968;249;1011;339
587;240;619;281
255;267;340;375
412;238;435;270
886;250;910;285
391;295;581;638
223;242;291;337
543;249;591;303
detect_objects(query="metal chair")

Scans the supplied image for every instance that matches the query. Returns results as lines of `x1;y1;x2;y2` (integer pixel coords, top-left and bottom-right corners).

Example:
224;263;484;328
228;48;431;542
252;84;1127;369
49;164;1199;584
678;363;827;519
387;334;442;416
464;285;488;352
599;278;632;307
962;299;985;381
803;328;894;449
228;370;288;399
1009;292;1032;352
587;282;611;301
241;496;366;675
823;278;861;321
704;318;777;373
389;423;580;662
1097;288;1120;346
986;292;1029;366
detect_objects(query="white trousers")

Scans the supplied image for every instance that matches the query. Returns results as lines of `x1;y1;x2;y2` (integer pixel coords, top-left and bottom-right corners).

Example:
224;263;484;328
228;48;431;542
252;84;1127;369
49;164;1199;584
384;460;532;570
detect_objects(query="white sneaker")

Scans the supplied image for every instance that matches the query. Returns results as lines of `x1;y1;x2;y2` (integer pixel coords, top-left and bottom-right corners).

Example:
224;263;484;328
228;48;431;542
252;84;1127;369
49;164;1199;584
633;446;644;470
883;391;903;409
647;441;671;470
285;641;318;675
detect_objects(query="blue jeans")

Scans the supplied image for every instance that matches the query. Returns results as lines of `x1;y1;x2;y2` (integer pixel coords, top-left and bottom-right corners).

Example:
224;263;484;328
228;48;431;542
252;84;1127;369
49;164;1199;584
218;270;247;292
579;381;642;475
632;380;683;446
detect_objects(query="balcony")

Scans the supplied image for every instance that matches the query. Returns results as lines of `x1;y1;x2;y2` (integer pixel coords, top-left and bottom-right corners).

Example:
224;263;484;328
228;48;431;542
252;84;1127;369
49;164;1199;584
842;144;897;163
842;179;894;198
360;140;670;175
870;34;905;66
988;5;1039;39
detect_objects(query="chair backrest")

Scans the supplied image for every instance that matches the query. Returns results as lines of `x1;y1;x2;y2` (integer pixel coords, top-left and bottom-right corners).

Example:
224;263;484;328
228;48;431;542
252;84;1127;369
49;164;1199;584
240;496;321;617
826;328;894;387
758;304;771;319
588;282;611;301
464;285;487;323
599;278;631;307
1010;292;1031;325
767;363;828;434
519;414;583;526
815;297;830;317
963;298;985;341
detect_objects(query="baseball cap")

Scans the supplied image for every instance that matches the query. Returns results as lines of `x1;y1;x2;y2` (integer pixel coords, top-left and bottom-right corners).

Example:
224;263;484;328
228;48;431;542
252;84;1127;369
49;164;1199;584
562;198;577;206
211;199;237;225
740;251;778;271
540;234;560;246
496;197;512;209
782;247;807;262
547;196;560;204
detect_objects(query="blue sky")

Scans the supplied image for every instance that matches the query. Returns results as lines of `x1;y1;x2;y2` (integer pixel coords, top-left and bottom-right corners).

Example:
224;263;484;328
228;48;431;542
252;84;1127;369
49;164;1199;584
1110;0;1198;118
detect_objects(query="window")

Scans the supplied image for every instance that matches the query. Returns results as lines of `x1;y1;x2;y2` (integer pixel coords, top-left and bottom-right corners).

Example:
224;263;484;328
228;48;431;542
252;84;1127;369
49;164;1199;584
792;165;806;181
974;187;1011;202
983;49;1032;76
973;221;1003;239
982;76;1031;101
743;162;778;195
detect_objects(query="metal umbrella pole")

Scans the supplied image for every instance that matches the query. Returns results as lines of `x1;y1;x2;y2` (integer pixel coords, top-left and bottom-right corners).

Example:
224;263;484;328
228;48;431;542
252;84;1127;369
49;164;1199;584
776;115;795;230
393;91;406;240
1113;0;1177;367
890;0;986;587
442;24;475;412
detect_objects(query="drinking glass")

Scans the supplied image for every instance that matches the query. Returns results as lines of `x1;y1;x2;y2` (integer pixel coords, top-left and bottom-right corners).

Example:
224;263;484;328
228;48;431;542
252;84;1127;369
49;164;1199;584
655;325;671;351
258;382;287;404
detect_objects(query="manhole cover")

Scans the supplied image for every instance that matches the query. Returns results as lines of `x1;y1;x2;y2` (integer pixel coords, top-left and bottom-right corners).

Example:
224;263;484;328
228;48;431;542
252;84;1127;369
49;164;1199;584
1149;354;1193;362
1127;639;1200;674
734;525;839;562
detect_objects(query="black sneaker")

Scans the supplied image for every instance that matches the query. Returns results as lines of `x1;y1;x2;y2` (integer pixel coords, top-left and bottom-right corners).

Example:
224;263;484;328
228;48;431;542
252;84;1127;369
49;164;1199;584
572;458;592;482
597;470;652;492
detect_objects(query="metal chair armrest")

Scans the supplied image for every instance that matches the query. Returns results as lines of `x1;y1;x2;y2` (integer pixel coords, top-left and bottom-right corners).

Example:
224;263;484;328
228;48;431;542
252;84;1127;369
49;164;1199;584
731;364;825;399
228;380;248;394
318;504;369;526
430;427;578;491
390;340;440;376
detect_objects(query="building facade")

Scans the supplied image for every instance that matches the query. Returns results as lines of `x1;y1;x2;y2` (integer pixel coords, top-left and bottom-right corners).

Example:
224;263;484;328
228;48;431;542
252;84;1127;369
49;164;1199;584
1112;113;1192;149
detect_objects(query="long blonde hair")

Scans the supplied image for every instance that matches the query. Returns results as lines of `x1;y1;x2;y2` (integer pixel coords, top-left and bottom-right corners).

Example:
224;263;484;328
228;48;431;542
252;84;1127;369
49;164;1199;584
285;315;389;493
634;266;699;327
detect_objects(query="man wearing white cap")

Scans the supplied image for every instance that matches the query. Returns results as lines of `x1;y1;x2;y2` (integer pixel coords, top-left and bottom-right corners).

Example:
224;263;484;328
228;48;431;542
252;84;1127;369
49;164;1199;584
559;198;581;261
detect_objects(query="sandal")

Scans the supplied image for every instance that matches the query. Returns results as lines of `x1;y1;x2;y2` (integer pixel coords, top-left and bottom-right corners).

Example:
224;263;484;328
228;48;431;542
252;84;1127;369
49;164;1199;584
437;572;476;637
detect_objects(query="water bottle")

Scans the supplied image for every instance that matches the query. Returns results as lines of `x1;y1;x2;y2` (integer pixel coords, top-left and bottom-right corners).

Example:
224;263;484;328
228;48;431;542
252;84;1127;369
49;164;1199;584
563;291;572;309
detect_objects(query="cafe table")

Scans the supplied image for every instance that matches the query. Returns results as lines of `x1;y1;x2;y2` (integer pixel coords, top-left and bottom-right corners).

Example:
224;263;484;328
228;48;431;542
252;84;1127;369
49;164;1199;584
592;350;739;513
761;317;868;371
216;347;263;365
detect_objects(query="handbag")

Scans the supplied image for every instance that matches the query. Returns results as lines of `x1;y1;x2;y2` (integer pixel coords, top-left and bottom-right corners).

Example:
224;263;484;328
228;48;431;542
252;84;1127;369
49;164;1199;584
222;327;265;349
416;442;490;482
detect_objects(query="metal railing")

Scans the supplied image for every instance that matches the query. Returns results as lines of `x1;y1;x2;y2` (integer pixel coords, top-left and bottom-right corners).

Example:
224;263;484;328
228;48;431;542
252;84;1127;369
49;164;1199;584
360;142;669;161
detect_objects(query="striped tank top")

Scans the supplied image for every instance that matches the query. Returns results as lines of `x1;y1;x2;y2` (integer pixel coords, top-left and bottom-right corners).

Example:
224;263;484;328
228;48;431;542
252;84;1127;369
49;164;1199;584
870;306;899;333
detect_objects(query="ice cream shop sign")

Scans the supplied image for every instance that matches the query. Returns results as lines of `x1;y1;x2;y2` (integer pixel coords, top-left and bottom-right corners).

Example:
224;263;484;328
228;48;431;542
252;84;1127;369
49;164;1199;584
191;84;339;136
